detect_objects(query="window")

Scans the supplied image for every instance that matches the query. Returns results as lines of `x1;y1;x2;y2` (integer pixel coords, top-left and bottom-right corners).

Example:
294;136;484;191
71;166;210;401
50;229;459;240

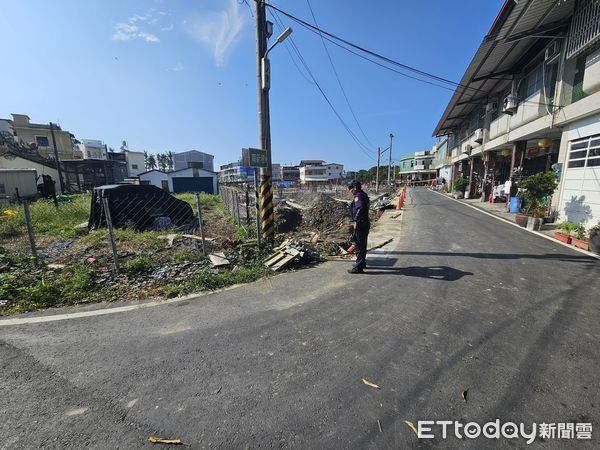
35;136;49;147
131;164;138;169
568;134;600;168
0;183;5;195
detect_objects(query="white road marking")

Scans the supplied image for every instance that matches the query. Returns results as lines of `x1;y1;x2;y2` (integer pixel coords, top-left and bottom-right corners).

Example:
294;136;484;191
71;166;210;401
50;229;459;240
0;284;244;327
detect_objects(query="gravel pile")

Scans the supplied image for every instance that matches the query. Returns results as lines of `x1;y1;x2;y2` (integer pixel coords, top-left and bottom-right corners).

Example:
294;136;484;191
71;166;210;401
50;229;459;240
302;194;351;231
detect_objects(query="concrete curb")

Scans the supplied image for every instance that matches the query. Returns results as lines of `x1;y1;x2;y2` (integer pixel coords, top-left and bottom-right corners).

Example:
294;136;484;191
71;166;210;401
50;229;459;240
429;189;600;261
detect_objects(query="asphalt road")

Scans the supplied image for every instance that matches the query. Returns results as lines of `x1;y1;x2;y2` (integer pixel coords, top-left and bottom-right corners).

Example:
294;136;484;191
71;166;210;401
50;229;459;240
1;188;599;449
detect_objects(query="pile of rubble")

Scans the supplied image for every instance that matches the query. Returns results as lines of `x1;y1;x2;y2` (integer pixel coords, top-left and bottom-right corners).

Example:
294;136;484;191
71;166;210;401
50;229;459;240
302;194;351;230
274;201;303;232
264;239;325;271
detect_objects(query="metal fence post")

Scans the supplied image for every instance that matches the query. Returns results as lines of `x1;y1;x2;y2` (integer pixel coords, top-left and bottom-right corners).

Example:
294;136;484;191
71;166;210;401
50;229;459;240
253;171;261;245
194;193;206;255
22;200;38;265
102;196;120;273
245;187;250;226
234;191;241;226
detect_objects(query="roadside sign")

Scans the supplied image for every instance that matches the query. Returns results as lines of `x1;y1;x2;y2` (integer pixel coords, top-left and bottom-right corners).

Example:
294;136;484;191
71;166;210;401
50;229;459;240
242;148;268;168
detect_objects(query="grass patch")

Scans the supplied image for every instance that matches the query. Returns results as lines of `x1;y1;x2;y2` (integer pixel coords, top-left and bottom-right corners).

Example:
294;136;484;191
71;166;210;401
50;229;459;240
0;195;91;240
122;256;154;276
161;264;270;298
171;249;205;264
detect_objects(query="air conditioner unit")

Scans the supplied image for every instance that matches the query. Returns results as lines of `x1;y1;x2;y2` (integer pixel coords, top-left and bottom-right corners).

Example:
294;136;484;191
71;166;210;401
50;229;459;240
462;143;472;155
545;40;561;65
485;101;498;113
474;128;485;144
502;95;518;115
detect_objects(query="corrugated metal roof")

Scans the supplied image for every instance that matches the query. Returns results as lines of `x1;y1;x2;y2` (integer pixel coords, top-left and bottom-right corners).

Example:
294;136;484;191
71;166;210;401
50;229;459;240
433;0;575;137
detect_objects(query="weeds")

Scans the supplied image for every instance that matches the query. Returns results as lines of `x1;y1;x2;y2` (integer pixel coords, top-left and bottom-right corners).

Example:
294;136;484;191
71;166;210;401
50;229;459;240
122;257;154;276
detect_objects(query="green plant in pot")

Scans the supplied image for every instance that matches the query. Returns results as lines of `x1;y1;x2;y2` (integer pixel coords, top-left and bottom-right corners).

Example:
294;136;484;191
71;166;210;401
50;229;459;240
589;222;600;255
569;223;589;250
516;172;558;229
453;175;468;199
555;221;576;244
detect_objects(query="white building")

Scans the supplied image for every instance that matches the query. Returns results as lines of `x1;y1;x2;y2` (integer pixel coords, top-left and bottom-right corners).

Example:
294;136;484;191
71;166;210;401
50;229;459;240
79;139;107;160
325;163;344;181
139;169;169;191
173;150;214;172
299;164;328;185
140;167;217;194
433;0;600;228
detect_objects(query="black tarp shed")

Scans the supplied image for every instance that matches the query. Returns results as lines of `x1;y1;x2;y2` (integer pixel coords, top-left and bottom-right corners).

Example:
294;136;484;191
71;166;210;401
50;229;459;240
88;184;195;231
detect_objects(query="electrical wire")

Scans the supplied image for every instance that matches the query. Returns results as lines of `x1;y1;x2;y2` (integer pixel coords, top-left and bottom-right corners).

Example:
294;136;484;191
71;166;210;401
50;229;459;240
305;0;376;149
266;2;558;109
270;10;376;161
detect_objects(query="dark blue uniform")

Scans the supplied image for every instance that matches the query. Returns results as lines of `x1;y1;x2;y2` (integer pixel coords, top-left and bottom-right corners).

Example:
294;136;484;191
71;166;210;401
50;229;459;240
351;190;370;271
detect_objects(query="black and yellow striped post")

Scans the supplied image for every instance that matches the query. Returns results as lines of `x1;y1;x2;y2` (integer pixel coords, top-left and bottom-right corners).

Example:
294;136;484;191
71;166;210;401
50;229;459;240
259;169;274;240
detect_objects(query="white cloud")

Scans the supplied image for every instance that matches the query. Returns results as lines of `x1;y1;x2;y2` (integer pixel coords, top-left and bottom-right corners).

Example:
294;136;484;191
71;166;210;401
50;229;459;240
112;9;166;42
162;24;174;31
169;62;184;72
184;0;246;67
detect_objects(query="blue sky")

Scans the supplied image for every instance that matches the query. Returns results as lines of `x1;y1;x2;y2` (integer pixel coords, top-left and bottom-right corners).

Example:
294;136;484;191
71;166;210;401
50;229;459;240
0;0;504;171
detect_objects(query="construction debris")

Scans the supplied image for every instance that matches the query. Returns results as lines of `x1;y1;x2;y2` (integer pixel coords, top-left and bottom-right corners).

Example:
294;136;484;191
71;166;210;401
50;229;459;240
303;194;351;231
264;241;324;271
274;201;302;232
147;436;183;445
208;252;230;267
362;378;380;389
368;238;394;251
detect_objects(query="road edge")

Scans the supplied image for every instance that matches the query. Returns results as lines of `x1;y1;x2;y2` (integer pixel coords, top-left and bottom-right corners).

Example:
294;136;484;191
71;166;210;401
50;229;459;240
429;188;600;261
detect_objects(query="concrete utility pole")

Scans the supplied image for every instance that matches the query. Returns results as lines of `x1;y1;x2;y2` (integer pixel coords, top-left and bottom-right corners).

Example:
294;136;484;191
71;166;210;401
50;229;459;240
376;147;381;193
49;122;66;193
387;133;394;186
255;0;292;241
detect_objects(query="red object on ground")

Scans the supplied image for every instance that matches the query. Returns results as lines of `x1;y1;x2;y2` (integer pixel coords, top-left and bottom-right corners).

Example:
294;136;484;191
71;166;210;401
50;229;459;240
347;244;356;253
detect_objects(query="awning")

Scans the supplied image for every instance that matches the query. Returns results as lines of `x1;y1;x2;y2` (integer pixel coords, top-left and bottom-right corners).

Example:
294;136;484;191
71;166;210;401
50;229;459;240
433;0;575;137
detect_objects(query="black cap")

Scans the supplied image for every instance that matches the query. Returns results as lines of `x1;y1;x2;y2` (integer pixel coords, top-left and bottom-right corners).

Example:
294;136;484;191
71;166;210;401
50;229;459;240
347;179;361;189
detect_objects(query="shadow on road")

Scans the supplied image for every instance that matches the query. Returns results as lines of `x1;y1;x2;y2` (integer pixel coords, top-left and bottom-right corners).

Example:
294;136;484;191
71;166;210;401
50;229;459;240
380;251;597;264
364;265;474;281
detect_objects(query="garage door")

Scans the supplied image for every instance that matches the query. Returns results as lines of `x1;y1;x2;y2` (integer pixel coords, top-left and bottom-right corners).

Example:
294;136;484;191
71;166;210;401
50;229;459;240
172;177;214;194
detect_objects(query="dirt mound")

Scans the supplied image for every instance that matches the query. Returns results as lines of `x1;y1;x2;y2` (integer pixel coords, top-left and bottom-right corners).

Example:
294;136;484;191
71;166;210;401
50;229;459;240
303;194;351;231
275;201;302;232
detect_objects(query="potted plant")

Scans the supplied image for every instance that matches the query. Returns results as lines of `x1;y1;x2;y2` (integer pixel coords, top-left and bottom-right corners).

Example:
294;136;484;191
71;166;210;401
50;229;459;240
452;175;468;199
516;172;558;229
570;223;589;250
555;222;575;244
589;222;600;255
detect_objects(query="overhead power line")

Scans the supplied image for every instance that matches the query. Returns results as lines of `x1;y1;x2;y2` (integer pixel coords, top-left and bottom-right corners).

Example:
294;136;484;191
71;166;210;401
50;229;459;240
305;0;376;149
270;10;376;161
265;3;558;109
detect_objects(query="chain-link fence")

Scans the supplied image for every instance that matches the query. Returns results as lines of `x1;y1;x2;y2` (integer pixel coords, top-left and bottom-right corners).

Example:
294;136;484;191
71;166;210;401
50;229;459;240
0;192;221;274
220;185;259;241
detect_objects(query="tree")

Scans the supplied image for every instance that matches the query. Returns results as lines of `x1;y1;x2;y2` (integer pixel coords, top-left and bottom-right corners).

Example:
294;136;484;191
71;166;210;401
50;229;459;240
144;151;149;169
166;151;174;171
157;153;167;171
147;154;157;170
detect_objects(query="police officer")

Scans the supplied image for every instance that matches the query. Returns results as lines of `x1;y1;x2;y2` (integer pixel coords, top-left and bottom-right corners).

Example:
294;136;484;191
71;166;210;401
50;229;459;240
348;180;370;274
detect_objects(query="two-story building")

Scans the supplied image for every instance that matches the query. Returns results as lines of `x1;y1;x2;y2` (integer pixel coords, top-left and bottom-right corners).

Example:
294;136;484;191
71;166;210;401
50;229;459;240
78;139;108;160
398;151;436;183
433;0;600;225
2;113;79;160
174;150;215;172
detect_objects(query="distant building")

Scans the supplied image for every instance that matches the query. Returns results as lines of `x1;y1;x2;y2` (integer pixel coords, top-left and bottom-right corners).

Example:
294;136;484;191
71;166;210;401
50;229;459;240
140;167;217;194
108;150;145;177
299;159;325;167
399;151;436;183
280;165;300;182
299;162;328;185
62;159;127;192
173;150;214;172
79;139;107;160
324;163;344;181
219;161;256;184
2;113;79;160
